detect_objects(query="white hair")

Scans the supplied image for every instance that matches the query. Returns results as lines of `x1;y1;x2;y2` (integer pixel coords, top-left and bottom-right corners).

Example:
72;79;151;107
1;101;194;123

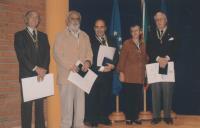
154;11;168;22
24;10;40;26
66;10;82;22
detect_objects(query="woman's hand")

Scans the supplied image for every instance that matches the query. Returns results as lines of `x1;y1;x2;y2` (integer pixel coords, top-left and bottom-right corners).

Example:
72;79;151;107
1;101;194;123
119;72;125;82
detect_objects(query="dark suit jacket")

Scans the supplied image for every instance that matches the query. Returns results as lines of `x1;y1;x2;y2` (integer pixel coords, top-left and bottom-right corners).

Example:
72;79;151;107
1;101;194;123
147;27;178;63
90;36;119;75
14;28;50;79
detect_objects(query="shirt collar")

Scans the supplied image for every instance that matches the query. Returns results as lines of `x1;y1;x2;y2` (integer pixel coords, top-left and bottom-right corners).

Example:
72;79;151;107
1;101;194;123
96;35;107;41
132;39;140;48
96;35;108;46
27;26;37;35
158;26;167;33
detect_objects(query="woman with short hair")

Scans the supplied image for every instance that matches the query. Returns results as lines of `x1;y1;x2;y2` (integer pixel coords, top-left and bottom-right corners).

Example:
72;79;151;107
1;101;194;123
117;24;148;125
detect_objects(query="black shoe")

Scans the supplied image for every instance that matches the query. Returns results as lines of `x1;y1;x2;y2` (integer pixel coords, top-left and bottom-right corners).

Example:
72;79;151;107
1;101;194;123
100;120;112;126
151;118;161;124
164;118;173;125
84;122;98;127
126;120;133;125
133;120;142;125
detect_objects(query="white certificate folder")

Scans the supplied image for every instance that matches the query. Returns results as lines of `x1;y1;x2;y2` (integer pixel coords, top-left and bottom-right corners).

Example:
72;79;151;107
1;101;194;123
97;45;116;66
68;61;98;94
146;62;175;84
21;73;54;102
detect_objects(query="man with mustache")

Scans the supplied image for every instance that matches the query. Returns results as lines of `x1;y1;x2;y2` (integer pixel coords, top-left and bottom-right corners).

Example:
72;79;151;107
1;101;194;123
85;19;119;127
54;10;93;128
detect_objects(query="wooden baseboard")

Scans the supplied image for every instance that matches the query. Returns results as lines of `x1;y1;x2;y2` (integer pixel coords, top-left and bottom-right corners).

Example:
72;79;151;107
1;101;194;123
12;121;47;128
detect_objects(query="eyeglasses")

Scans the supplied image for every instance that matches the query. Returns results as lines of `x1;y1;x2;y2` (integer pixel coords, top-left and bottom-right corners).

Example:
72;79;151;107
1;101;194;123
70;17;80;21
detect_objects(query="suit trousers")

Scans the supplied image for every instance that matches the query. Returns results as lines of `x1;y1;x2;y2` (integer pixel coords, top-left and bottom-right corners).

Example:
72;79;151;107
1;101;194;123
59;83;85;128
21;98;45;128
151;82;174;119
85;73;113;123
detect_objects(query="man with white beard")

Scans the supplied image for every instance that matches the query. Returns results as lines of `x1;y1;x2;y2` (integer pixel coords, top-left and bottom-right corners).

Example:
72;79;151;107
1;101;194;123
54;10;93;128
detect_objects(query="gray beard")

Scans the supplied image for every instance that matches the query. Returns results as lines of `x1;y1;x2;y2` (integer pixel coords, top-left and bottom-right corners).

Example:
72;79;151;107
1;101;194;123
68;23;80;32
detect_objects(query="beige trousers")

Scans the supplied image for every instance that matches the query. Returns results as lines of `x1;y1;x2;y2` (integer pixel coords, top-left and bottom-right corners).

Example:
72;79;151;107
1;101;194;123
59;83;85;128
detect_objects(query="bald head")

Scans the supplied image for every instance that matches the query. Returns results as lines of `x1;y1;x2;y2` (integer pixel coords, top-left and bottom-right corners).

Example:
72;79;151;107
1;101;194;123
94;19;107;37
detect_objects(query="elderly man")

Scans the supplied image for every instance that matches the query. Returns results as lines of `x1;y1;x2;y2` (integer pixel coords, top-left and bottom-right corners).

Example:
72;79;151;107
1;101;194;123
85;19;119;127
54;10;93;128
14;10;50;128
147;11;178;125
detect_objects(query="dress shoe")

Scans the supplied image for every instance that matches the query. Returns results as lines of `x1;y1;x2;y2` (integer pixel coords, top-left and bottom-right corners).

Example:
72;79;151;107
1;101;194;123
100;119;112;126
164;118;173;125
84;122;98;127
151;118;161;124
91;122;98;127
133;120;142;125
126;120;133;125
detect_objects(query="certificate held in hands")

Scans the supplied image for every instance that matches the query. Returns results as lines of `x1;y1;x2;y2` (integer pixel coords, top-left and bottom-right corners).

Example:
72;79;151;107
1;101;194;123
68;61;98;94
21;73;54;102
97;45;116;66
146;62;175;84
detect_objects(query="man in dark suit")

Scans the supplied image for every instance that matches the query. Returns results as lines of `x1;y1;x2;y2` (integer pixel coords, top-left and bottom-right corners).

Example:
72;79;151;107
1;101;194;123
85;19;119;127
147;11;177;125
14;10;50;128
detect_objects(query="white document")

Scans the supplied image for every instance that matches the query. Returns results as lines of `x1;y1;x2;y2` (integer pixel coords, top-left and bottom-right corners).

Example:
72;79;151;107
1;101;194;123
21;73;54;102
146;62;175;84
97;45;116;66
68;61;98;94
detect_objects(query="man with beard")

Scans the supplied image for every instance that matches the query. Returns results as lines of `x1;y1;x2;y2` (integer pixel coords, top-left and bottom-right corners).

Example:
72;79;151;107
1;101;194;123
54;10;93;128
85;19;119;127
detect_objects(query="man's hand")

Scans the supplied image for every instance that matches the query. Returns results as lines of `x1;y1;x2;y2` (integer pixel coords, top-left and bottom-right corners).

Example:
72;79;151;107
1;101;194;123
102;63;114;72
119;72;125;82
158;57;168;68
37;75;43;82
103;66;112;72
36;67;47;82
82;61;91;72
106;63;115;70
71;64;79;72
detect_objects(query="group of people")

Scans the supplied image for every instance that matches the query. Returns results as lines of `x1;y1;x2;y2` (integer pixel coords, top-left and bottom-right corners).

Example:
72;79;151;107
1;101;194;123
14;9;177;128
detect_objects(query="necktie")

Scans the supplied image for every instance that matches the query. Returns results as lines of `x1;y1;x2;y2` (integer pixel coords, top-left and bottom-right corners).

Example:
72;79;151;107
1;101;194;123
160;30;163;38
158;30;164;44
101;37;106;45
33;30;36;40
33;30;39;48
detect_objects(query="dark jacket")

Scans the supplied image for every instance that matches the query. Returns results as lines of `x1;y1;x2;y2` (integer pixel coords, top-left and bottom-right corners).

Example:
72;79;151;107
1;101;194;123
14;28;50;79
147;27;178;63
90;36;119;75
